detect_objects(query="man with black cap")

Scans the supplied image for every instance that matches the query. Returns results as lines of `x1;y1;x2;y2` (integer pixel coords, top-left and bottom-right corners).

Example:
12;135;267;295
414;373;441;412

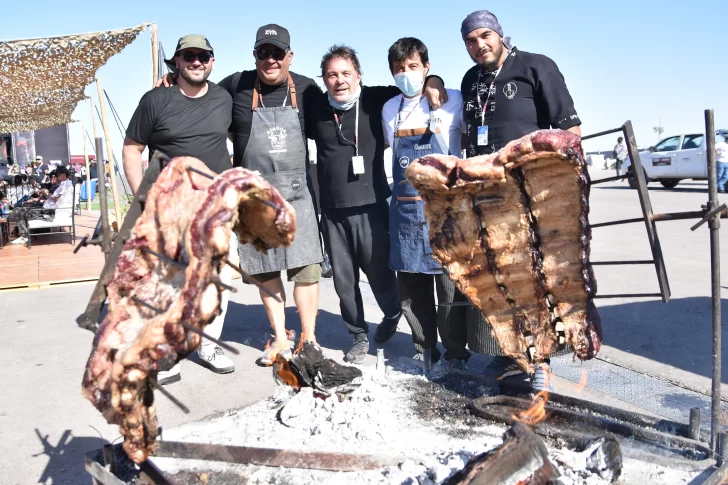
459;10;581;391
217;24;324;365
123;34;236;384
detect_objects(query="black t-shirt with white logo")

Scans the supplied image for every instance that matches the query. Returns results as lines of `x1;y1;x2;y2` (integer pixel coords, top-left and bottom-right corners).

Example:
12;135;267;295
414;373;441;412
461;47;580;157
126;82;233;174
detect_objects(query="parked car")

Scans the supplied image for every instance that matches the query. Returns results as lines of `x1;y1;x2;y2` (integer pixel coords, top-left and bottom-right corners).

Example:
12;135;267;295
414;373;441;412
626;129;728;189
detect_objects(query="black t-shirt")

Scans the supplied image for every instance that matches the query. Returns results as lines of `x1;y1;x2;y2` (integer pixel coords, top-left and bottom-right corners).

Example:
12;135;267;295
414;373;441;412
36;164;48;183
218;71;320;169
126;82;233;174
461;47;580;157
308;85;399;210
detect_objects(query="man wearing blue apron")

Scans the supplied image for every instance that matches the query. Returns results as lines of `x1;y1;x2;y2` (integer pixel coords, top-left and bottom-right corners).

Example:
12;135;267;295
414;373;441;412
460;10;581;389
219;25;323;365
382;38;471;369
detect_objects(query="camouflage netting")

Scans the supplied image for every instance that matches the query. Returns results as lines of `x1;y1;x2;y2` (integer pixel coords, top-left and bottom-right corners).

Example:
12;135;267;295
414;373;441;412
0;24;149;133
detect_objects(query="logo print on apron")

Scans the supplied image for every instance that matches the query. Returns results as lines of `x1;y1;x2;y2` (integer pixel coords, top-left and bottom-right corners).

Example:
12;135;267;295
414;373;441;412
267;127;287;152
399;156;410;169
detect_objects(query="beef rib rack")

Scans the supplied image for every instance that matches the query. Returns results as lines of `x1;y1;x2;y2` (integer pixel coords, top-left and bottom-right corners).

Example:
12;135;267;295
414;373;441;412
81;157;296;463
405;130;601;373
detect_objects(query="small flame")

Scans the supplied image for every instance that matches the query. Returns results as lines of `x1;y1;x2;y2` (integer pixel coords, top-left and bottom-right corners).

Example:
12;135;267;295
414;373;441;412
575;369;588;393
274;354;301;389
512;390;549;425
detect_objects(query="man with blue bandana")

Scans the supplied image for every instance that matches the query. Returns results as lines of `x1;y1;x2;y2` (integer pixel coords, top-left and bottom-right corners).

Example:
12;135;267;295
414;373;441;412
459;10;582;391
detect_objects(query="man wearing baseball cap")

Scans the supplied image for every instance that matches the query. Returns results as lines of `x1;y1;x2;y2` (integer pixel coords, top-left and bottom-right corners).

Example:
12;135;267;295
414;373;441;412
459;10;581;391
217;24;325;366
123;34;236;384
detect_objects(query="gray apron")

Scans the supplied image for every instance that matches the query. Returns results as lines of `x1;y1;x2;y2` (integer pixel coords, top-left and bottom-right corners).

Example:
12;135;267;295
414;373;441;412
238;74;322;274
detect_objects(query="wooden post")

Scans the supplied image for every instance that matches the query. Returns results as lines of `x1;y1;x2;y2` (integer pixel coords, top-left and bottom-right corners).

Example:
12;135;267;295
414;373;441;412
151;23;159;86
81;120;92;211
95;78;123;228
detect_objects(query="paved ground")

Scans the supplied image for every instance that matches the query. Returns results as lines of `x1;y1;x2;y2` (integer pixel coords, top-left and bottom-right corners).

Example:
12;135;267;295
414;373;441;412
1;166;727;484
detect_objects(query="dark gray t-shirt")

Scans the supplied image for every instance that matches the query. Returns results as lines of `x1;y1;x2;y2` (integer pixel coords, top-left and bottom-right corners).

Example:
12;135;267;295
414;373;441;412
126;82;233;174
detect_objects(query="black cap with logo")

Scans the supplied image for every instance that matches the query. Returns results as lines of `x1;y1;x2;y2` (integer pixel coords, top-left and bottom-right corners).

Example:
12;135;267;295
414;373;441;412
254;24;290;51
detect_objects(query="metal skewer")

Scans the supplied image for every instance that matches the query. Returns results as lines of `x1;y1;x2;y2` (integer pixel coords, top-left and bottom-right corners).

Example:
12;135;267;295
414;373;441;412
185;165;282;210
150;380;190;414
129;297;239;354
225;261;282;303
139;246;238;293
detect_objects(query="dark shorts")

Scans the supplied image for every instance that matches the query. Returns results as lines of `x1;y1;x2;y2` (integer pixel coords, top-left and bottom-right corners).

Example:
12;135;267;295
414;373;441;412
245;263;321;284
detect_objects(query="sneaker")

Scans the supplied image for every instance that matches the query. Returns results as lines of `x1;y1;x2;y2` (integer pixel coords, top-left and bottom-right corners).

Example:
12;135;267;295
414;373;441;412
412;347;441;364
373;317;399;343
447;358;468;371
157;363;181;385
531;362;552;392
344;337;370;364
484;356;524;380
11;236;27;245
197;345;235;374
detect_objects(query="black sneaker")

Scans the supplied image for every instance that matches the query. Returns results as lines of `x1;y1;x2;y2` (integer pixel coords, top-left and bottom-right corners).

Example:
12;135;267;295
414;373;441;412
484;356;524;380
344;337;370;364
373;317;399;343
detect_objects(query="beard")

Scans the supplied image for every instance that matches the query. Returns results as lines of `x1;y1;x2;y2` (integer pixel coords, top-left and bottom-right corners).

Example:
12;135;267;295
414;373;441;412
179;67;211;87
473;42;506;72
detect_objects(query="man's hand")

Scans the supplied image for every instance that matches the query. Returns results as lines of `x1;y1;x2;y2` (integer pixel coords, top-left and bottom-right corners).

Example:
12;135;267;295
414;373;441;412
154;73;178;89
424;76;447;109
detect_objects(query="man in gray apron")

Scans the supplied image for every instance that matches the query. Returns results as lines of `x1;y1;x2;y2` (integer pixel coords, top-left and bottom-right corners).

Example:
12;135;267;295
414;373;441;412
219;25;323;365
382;37;470;370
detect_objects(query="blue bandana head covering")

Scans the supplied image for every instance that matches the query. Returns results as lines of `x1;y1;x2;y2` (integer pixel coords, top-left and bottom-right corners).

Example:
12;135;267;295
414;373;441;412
461;10;512;49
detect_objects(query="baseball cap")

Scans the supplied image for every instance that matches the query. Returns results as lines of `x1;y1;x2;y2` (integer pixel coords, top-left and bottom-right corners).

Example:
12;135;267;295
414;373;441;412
254;24;290;51
36;155;43;160
164;34;214;70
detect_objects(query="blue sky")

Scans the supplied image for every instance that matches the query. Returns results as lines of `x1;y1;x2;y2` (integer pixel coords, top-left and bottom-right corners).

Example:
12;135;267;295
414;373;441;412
4;0;727;159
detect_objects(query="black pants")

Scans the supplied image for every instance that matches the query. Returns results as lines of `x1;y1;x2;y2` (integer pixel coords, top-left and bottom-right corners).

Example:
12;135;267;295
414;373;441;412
8;206;46;238
398;272;470;360
321;201;401;339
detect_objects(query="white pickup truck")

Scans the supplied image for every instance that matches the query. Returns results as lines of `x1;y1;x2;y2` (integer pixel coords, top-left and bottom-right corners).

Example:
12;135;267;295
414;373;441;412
627;129;728;189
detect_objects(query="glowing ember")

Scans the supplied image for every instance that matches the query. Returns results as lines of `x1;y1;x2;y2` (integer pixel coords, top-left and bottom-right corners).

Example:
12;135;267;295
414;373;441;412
274;354;301;389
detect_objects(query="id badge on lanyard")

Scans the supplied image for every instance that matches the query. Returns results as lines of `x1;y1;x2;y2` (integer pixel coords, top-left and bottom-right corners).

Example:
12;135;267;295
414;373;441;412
476;65;502;147
334;100;364;174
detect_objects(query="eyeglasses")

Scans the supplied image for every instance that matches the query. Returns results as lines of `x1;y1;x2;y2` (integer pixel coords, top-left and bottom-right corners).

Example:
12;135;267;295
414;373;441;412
255;47;287;61
181;51;213;63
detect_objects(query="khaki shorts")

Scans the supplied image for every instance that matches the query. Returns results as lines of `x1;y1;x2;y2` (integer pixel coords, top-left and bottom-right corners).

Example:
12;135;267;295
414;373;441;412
246;263;321;284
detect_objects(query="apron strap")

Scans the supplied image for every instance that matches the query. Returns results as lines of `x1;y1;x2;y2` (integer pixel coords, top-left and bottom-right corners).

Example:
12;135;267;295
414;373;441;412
288;73;298;110
395;126;441;138
251;74;297;111
252;76;260;112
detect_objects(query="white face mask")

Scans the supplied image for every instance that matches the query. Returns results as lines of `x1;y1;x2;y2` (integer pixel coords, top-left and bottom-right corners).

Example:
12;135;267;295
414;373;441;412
394;70;425;97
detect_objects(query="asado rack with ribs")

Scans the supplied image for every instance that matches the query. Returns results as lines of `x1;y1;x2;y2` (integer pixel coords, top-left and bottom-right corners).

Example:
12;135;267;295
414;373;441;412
405;130;602;373
82;157;295;463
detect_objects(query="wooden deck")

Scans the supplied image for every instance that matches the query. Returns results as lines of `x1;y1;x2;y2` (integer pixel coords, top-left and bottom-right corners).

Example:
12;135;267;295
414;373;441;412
0;211;106;291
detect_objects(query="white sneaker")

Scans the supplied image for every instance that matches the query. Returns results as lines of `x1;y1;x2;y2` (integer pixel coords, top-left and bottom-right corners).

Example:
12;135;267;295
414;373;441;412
157;362;181;385
11;237;27;245
197;345;235;374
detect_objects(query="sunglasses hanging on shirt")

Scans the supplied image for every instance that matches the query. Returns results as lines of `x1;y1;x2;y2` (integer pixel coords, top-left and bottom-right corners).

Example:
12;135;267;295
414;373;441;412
255;47;288;61
181;51;213;63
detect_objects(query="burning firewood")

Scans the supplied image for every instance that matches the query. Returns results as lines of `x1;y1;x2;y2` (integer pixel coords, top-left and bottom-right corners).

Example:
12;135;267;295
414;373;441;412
273;342;363;398
443;421;559;485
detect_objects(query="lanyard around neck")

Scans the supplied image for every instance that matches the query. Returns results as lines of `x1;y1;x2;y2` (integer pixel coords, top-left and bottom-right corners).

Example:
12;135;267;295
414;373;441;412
395;95;427;133
332;99;360;156
475;66;503;126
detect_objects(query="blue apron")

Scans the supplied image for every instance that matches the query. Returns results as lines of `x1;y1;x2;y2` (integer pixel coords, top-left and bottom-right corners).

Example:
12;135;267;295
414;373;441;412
390;98;449;274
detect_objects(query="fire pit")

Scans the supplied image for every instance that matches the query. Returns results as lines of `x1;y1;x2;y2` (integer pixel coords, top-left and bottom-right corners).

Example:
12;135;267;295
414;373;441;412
85;359;720;485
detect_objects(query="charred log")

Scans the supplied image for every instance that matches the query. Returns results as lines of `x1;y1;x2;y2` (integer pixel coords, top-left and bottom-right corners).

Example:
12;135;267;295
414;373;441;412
278;342;363;397
443;421;559;485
